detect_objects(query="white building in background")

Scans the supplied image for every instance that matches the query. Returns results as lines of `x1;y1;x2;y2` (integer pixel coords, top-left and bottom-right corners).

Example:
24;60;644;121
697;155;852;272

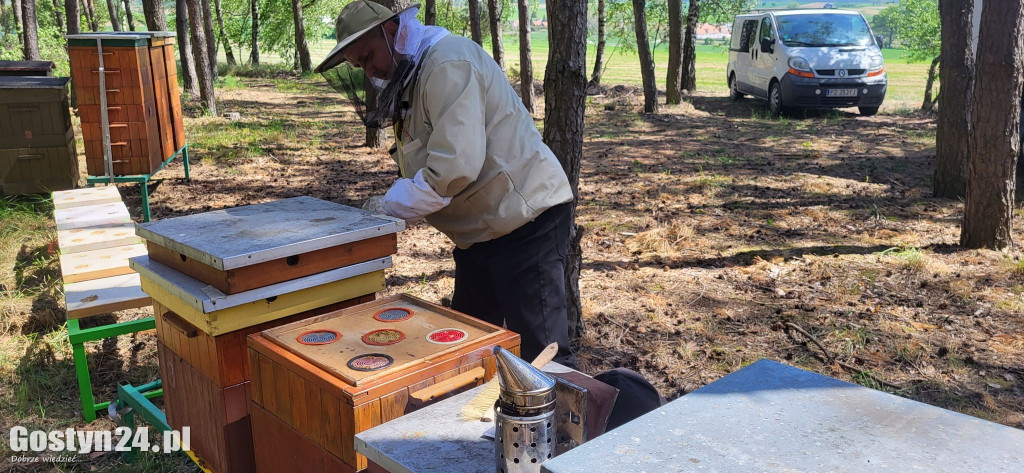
696;23;732;40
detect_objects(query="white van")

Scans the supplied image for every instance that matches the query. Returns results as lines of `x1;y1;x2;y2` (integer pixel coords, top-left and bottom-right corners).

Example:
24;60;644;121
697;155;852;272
726;9;887;116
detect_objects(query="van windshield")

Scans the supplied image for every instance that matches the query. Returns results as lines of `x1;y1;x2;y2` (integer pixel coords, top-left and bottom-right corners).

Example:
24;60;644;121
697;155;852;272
775;14;873;47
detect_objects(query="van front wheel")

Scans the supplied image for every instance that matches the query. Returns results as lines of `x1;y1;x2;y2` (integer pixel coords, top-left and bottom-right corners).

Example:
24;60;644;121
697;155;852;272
768;81;784;117
859;106;879;116
729;75;744;101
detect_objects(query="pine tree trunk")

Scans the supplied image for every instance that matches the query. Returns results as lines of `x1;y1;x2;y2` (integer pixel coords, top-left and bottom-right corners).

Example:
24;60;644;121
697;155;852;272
21;0;39;60
469;0;482;45
106;0;121;30
249;0;259;65
177;0;200;95
186;0;216;115
517;0;534;113
488;0;505;71
200;0;217;77
425;0;435;25
921;55;940;111
292;0;311;73
66;0;80;107
934;0;975;199
666;0;683;104
85;0;98;30
588;0;605;90
52;0;65;33
632;0;658;113
215;0;235;65
13;0;22;46
680;0;698;91
123;0;134;30
142;0;167;30
543;0;587;341
961;0;1024;250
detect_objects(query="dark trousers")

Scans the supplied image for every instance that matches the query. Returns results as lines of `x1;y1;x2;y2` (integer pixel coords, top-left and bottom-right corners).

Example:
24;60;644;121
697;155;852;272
452;202;576;367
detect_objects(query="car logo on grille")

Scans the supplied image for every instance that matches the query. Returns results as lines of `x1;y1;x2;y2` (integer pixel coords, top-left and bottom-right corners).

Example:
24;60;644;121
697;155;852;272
838;69;847;77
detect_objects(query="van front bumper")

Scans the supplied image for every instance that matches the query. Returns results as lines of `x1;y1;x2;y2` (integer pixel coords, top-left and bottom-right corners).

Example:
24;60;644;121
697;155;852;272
780;73;887;109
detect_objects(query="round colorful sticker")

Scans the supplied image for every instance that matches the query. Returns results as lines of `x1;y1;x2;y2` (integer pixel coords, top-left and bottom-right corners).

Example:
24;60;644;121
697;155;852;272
426;328;468;345
361;328;406;346
296;329;341;345
373;307;414;322
347;353;394;371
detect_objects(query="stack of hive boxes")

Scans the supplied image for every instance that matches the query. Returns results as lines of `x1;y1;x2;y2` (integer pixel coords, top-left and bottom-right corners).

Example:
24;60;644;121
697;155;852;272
128;197;403;473
0;60;78;194
67;32;184;177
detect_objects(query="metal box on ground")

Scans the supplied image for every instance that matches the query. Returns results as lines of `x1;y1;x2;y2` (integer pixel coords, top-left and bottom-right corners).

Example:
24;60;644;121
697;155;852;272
0;76;77;194
247;294;521;472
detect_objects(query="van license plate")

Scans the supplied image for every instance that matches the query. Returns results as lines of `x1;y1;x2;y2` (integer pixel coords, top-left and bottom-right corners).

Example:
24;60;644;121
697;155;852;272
826;89;858;97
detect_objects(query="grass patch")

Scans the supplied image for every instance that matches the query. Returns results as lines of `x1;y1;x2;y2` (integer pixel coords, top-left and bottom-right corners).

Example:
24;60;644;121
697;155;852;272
189;119;292;163
879;246;926;272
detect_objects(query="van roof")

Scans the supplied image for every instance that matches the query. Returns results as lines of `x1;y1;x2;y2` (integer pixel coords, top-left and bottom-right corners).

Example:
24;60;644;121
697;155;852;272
735;9;861;19
773;9;860;16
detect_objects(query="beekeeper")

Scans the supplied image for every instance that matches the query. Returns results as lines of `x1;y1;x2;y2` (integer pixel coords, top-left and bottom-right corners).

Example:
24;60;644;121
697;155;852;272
315;1;575;366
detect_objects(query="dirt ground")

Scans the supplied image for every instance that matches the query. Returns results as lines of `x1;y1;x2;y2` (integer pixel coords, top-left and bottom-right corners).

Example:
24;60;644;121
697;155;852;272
2;76;1023;470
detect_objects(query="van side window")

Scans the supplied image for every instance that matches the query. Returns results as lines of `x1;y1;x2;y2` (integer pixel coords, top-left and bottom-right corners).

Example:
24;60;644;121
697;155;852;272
760;17;774;43
732;19;758;52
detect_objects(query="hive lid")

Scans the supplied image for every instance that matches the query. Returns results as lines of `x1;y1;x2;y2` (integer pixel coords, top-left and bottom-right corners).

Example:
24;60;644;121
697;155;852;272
0;76;69;89
0;60;55;74
67;32;164;47
135;197;404;270
262;294;504;387
129;254;392;313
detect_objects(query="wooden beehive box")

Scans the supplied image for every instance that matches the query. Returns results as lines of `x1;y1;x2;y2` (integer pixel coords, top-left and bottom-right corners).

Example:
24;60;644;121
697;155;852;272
155;294;374;473
67;32;183;176
247;294;521;472
135;196;403;295
0;76;78;194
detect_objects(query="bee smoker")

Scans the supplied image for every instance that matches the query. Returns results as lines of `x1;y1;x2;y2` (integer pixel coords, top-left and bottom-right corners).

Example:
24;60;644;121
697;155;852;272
493;346;594;473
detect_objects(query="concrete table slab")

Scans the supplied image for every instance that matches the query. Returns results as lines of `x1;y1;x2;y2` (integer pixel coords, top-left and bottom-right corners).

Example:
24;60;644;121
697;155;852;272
542;359;1024;473
355;363;576;473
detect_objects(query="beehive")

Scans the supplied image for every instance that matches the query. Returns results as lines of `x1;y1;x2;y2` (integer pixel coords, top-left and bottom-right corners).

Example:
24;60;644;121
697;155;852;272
0;76;78;194
131;198;404;473
67;32;183;176
248;294;521;472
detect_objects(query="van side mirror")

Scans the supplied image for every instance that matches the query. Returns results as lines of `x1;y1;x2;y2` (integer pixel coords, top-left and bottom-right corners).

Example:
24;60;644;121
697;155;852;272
760;37;774;53
874;34;884;49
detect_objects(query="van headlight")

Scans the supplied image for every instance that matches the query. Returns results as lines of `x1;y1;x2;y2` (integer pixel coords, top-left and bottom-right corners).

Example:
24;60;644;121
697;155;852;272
788;57;811;72
868;55;884;70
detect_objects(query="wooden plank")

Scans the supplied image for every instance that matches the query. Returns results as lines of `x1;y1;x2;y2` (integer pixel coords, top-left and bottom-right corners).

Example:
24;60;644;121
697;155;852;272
248;348;263;406
137;269;385;336
146;233;398;294
57;224;140;254
54;202;132;231
64;273;151;319
59;243;147;283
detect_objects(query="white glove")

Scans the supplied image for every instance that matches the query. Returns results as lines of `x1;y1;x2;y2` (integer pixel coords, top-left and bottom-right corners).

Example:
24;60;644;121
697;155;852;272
362;195;386;214
382;168;451;220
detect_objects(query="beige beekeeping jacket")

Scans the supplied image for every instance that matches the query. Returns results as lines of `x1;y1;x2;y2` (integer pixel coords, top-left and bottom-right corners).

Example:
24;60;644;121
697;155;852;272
391;35;573;249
